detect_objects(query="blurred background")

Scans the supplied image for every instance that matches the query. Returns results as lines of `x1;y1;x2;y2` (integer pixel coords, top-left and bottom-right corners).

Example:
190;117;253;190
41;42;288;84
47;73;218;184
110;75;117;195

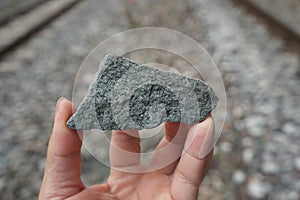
0;0;299;199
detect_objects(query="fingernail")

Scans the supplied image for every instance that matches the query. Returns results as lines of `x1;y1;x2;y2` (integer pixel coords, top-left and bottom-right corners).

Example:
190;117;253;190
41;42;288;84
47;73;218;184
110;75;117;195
56;97;65;114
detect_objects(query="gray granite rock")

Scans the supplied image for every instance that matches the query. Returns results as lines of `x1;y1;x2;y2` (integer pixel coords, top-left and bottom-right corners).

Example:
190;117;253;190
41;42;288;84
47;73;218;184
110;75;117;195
67;54;218;130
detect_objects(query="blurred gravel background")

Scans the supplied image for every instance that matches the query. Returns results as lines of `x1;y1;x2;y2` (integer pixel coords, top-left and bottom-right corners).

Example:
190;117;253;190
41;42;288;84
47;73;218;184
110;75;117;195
0;0;51;25
0;0;299;199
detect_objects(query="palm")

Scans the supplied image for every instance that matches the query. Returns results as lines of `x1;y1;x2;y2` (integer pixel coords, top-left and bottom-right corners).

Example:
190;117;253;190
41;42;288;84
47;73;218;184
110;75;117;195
39;99;213;200
74;162;211;200
107;171;173;199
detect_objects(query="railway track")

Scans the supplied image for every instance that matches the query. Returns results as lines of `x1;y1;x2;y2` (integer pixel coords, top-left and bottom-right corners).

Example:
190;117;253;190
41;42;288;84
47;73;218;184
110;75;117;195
0;0;299;61
231;0;300;54
0;0;51;26
0;0;84;60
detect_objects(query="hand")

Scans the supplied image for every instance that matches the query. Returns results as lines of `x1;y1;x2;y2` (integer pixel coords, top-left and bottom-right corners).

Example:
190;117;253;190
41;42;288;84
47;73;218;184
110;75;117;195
39;98;214;200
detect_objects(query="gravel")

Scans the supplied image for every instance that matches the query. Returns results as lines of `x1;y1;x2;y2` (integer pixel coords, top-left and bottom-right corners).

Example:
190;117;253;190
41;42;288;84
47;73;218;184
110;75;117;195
232;170;247;185
195;0;300;199
247;177;272;199
0;0;299;199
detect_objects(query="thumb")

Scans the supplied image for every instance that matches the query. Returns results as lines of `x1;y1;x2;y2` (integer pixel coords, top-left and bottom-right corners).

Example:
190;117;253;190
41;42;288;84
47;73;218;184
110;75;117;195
39;98;84;199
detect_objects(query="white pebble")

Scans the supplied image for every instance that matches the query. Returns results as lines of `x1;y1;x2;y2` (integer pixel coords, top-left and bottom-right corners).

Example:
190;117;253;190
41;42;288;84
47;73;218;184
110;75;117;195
258;102;276;115
232;170;247;185
242;137;253;147
287;191;299;200
242;148;255;165
232;106;243;118
244;116;266;137
261;161;280;174
294;157;300;171
247;179;271;199
38;158;46;172
220;142;233;153
282;122;297;136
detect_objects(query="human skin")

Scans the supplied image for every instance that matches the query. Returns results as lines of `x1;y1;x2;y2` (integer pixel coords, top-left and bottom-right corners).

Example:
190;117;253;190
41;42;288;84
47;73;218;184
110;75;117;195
39;98;214;200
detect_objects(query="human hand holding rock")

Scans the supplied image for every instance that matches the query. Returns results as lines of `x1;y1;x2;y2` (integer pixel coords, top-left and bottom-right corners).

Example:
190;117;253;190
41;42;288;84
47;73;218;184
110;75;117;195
39;98;214;200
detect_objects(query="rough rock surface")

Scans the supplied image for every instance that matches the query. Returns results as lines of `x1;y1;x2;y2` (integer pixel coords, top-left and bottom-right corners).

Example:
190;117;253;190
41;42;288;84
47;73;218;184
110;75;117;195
67;54;218;130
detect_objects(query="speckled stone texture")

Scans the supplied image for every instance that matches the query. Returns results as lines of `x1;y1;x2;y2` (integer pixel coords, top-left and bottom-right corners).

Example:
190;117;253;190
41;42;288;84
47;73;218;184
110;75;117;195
67;54;218;130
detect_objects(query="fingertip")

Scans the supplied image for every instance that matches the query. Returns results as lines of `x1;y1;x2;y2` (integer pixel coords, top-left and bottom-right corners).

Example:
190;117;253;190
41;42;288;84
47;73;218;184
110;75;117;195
165;122;190;145
192;116;214;138
55;98;78;131
51;98;82;156
198;116;214;135
165;122;180;137
110;130;141;169
55;97;65;114
198;116;215;159
55;98;73;120
184;116;215;159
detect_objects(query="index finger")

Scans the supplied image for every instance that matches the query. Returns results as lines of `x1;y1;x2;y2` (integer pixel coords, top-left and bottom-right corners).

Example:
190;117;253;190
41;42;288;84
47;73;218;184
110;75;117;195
171;117;214;200
109;129;141;174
